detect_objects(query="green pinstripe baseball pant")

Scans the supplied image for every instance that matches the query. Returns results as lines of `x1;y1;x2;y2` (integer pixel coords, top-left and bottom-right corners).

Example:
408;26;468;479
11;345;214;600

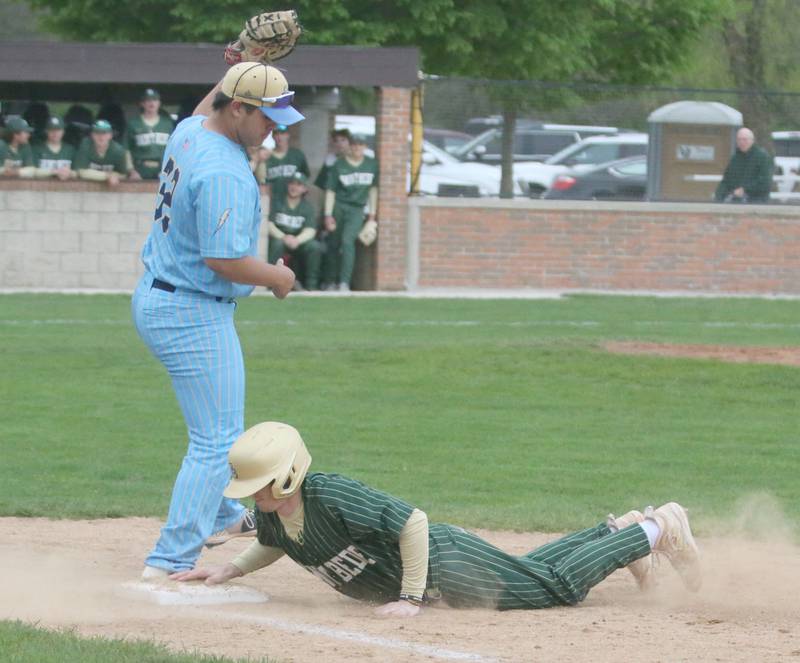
428;522;650;610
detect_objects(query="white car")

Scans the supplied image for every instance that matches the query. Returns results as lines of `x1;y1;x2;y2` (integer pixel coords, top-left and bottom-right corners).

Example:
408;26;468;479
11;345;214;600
334;115;510;197
514;133;649;196
771;131;800;198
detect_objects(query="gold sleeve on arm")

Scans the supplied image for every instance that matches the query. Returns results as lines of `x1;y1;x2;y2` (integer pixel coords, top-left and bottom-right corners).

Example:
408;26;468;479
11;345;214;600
324;189;336;216
399;508;429;599
231;540;286;575
367;186;378;217
268;221;286;240
78;168;109;182
295;227;316;245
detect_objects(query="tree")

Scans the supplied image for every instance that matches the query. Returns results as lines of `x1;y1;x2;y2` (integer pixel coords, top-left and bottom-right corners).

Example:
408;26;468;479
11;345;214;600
26;0;724;194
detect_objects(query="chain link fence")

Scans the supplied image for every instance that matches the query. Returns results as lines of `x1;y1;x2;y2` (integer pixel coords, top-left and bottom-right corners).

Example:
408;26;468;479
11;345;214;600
420;76;800;203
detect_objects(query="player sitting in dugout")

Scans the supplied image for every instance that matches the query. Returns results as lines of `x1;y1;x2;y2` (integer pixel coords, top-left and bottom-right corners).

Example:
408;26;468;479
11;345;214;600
267;171;323;291
74;119;129;187
33;116;77;181
0;116;36;178
170;422;702;616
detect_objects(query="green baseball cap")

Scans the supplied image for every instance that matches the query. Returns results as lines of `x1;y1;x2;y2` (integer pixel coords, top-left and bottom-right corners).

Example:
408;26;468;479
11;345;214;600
46;116;65;130
288;171;308;184
6;117;32;133
91;119;113;133
141;88;160;101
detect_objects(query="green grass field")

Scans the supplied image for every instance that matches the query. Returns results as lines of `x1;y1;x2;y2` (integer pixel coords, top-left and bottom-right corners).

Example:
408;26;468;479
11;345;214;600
2;293;798;533
0;620;272;663
2;292;799;660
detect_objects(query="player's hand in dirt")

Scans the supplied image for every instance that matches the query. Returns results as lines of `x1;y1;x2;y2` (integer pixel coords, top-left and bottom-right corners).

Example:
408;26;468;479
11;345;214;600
171;563;243;585
374;600;421;617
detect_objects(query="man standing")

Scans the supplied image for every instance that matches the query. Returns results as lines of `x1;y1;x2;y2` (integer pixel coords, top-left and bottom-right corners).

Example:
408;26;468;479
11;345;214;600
321;133;379;291
265;123;309;209
131;61;302;580
74;119;129;187
33;116;76;181
127;88;175;180
313;128;351;191
715;127;773;203
267;172;323;290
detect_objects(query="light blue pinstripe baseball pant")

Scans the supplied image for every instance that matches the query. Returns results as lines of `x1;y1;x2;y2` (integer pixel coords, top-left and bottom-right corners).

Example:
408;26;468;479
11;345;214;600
132;272;246;571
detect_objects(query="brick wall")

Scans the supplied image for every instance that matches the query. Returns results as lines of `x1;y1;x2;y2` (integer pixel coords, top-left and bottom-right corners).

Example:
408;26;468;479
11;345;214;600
4;182;799;295
410;198;800;294
0;181;270;290
375;87;411;290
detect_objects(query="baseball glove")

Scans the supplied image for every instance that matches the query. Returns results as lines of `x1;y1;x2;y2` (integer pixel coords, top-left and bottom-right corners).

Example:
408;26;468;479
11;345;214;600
358;219;378;246
224;10;302;66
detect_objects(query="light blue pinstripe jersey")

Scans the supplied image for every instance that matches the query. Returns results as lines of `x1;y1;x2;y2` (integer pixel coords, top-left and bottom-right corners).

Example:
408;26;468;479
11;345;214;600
141;115;261;299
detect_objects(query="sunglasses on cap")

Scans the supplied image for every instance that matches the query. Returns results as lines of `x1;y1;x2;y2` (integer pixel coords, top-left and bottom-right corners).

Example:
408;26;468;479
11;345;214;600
237;90;295;109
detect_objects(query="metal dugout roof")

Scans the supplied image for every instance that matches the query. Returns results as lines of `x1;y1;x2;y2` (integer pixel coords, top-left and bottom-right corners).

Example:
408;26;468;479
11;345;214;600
0;41;420;103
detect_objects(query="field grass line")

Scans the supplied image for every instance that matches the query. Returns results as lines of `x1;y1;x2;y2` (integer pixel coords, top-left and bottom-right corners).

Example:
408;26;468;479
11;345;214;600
3;318;800;331
194;607;498;662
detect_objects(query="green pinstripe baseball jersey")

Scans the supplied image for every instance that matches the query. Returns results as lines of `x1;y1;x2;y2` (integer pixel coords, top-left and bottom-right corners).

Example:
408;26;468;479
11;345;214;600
254;472;652;610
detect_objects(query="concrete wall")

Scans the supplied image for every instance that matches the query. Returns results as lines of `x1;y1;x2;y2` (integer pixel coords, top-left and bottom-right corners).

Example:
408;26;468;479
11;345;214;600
407;198;800;294
0;181;269;290
3;182;800;295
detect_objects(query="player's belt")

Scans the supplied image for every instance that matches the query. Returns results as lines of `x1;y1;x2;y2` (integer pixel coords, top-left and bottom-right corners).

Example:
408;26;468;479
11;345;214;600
151;277;234;304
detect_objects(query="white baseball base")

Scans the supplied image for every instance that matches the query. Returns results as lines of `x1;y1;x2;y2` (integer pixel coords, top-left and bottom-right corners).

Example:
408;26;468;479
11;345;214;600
120;581;269;606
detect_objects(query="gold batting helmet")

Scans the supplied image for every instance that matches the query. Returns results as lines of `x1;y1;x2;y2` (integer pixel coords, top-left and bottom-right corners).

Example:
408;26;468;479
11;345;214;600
220;62;304;126
224;422;312;499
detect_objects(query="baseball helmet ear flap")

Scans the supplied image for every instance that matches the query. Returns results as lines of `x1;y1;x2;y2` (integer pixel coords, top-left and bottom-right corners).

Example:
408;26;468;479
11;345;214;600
224;422;312;499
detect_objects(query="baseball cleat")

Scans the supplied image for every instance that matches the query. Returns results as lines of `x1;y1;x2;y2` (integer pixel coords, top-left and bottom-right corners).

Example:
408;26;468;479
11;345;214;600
205;508;258;548
645;502;702;592
141;565;172;583
607;510;657;591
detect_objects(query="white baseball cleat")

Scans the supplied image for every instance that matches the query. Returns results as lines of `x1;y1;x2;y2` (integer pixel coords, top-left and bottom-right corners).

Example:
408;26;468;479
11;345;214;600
645;502;702;592
141;565;172;583
607;509;657;591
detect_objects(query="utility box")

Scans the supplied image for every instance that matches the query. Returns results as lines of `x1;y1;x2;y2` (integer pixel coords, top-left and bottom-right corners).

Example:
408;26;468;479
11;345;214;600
647;101;742;201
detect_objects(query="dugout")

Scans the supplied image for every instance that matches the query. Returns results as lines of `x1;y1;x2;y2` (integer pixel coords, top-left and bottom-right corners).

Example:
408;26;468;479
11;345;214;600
0;40;419;290
646;101;742;202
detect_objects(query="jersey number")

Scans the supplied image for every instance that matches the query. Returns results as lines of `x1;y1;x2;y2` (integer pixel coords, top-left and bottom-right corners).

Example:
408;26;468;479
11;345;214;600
154;156;181;233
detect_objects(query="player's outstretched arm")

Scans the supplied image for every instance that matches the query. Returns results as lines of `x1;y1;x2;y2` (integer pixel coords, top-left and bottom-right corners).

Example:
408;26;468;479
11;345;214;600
194;80;224;117
205;255;295;298
171;563;243;585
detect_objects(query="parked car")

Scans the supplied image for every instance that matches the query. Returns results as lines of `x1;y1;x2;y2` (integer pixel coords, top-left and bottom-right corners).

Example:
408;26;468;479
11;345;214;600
771;131;800;199
514;133;648;196
543;155;647;200
453;123;623;165
334;115;511;197
423;128;474;155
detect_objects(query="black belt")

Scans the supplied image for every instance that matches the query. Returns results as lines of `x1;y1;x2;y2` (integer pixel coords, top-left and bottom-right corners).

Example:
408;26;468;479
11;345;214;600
151;277;233;303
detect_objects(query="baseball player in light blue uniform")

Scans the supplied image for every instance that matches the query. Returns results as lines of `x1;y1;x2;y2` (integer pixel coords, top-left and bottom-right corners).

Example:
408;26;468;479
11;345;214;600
131;62;304;579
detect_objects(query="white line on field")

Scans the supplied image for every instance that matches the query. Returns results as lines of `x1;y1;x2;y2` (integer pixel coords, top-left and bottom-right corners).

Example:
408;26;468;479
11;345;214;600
193;607;498;662
2;318;800;330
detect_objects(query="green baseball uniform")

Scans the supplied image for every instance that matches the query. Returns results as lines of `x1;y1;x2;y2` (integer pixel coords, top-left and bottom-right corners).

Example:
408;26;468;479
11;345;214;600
74;137;129;175
268;197;322;289
254;472;651;610
265;148;310;206
322;156;379;287
127;114;174;179
33;142;75;171
0;142;34;169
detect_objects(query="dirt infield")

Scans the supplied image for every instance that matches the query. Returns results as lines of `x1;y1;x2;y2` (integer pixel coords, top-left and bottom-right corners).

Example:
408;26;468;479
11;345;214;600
2;507;799;662
604;341;800;367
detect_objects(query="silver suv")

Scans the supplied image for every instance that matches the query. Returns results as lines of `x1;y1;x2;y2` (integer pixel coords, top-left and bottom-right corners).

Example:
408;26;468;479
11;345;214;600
454;123;622;165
